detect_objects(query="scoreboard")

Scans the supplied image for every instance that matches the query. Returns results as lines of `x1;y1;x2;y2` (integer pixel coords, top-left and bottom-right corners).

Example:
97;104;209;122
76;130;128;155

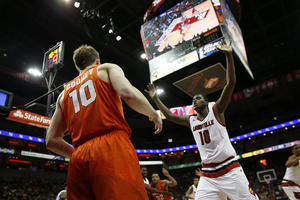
140;0;253;84
42;41;65;77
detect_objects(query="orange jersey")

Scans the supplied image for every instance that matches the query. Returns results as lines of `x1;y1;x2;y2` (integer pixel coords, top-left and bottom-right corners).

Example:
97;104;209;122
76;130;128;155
62;65;131;148
151;180;172;200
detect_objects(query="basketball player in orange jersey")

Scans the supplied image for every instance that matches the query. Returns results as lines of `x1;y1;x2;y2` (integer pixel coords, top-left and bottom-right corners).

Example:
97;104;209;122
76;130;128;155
142;166;173;198
150;168;177;200
46;45;162;200
145;40;258;200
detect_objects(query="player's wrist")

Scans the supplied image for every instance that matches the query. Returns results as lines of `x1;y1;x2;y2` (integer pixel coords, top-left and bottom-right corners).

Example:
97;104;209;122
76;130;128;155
224;51;233;56
152;95;159;100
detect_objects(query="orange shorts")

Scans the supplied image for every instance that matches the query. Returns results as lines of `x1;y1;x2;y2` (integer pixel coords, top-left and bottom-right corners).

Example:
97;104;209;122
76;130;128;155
67;130;148;200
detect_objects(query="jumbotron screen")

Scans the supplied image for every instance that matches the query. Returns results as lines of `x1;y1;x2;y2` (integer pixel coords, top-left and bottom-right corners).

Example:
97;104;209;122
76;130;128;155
140;0;222;82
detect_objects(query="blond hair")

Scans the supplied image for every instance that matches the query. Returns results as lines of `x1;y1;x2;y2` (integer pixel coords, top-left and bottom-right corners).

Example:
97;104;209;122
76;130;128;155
73;45;100;70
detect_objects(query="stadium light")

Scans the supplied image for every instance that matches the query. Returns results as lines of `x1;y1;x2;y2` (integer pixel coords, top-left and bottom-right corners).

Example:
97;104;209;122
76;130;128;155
116;35;122;41
141;53;146;59
74;2;80;8
108;29;113;34
28;69;42;77
157;89;164;95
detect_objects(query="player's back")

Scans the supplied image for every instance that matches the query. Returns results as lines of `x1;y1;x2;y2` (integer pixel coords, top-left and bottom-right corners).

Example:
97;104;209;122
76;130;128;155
62;65;131;148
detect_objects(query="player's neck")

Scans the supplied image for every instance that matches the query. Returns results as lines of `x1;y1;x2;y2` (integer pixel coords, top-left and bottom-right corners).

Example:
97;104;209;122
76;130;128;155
196;109;209;120
79;60;100;75
79;65;94;75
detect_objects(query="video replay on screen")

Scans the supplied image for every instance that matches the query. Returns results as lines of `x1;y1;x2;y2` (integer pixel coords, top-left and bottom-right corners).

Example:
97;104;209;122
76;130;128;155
140;0;219;61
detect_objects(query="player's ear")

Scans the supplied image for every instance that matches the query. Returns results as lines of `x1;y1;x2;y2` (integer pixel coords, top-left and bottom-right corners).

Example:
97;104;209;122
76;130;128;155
96;59;100;65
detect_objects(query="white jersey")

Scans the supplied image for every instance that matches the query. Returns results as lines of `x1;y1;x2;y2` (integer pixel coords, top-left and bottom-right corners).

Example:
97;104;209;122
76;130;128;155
189;107;236;164
283;160;300;185
143;177;150;185
56;190;66;200
188;185;197;200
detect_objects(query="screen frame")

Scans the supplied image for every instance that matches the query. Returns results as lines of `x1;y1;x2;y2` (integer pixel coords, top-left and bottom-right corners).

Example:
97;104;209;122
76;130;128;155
0;89;13;111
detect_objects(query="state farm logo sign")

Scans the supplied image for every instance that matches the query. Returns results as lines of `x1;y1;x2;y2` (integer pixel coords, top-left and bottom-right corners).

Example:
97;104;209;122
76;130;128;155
14;110;24;118
7;109;51;129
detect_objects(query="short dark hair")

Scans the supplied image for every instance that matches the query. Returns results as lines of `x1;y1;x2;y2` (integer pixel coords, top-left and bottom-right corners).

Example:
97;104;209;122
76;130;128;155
152;172;160;177
141;166;147;170
292;144;300;152
73;45;100;70
201;94;209;102
193;177;200;180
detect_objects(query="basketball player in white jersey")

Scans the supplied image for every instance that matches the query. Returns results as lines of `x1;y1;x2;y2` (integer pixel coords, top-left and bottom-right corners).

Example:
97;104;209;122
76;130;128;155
145;39;258;200
186;177;199;200
282;144;300;200
142;166;150;185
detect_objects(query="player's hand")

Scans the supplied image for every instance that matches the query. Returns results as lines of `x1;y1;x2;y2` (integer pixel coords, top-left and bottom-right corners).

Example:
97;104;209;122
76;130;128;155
151;115;162;134
162;168;169;176
145;83;158;99
195;168;201;177
163;191;173;197
216;39;232;55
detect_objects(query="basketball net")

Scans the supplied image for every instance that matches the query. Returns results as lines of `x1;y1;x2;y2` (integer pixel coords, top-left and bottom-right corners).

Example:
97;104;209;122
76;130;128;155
265;177;271;184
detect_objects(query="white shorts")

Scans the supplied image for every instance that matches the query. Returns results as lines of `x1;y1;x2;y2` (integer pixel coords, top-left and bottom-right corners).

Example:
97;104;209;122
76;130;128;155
196;167;259;200
282;181;300;200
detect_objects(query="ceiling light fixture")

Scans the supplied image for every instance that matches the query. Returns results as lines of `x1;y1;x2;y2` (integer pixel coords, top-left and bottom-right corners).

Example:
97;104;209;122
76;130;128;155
116;35;122;41
28;69;42;77
74;2;80;8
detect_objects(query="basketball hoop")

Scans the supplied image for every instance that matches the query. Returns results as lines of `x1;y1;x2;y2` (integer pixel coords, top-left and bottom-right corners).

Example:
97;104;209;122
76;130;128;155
264;177;270;184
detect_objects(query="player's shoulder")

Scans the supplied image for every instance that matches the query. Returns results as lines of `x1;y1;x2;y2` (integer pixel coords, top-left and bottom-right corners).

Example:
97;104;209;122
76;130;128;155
98;62;119;69
189;115;197;120
288;154;297;159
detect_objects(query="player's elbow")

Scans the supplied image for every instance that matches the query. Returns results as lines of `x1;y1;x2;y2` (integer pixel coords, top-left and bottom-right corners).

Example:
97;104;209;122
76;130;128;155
285;162;292;168
45;135;55;150
46;139;52;149
119;89;136;100
227;79;236;86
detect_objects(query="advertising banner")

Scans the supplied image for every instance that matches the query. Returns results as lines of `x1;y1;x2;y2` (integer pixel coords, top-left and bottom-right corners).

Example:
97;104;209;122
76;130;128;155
7;109;51;129
173;62;226;97
198;38;223;59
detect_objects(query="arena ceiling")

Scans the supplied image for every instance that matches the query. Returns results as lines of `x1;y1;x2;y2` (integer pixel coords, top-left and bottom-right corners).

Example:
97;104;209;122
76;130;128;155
0;0;300;147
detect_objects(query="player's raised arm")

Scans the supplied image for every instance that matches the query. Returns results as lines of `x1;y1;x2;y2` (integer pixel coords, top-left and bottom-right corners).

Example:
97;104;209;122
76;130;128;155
214;39;236;115
145;83;190;127
162;168;177;187
104;63;162;134
285;155;300;167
